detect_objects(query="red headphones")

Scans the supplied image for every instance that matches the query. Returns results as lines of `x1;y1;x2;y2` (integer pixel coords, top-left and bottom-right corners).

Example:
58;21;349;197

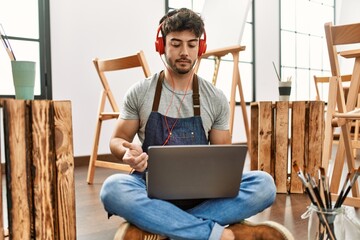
155;24;207;57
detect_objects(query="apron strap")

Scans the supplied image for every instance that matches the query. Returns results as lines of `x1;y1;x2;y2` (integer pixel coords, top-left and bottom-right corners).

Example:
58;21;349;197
152;71;164;112
192;74;200;116
151;71;201;116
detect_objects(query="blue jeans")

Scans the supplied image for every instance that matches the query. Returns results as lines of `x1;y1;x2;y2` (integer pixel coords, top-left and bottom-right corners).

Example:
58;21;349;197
100;170;276;240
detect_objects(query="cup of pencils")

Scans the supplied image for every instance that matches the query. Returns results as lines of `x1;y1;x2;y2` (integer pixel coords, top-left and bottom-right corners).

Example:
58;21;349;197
272;61;292;101
303;204;345;240
278;80;292;101
11;60;36;100
295;162;360;240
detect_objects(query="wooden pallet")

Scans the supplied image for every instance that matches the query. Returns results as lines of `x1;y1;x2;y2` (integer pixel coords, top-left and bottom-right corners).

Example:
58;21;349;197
0;99;76;240
250;101;325;194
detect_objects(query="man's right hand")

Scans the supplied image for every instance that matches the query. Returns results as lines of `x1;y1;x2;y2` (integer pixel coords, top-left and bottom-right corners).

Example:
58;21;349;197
122;141;148;172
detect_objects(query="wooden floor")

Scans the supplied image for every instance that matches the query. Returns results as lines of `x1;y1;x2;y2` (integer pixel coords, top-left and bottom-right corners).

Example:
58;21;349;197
75;163;312;240
1;155;359;240
75;167;122;240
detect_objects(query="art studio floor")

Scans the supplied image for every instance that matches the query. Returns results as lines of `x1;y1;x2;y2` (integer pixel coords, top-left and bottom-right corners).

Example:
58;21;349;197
1;151;359;240
74;154;360;240
75;165;311;240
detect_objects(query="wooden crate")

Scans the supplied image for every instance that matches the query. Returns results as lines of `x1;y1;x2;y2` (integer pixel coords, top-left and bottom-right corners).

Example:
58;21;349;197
0;99;76;240
250;101;324;194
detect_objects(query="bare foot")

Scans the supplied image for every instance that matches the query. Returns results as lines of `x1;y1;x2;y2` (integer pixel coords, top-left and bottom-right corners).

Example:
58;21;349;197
220;229;235;240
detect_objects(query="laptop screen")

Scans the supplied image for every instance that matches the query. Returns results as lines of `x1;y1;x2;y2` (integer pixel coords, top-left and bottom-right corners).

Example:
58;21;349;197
146;144;247;201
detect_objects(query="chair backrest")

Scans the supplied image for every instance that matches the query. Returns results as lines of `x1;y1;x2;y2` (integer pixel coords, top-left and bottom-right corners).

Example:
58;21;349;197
313;74;352;101
325;22;360;110
93;50;151;113
324;22;360;77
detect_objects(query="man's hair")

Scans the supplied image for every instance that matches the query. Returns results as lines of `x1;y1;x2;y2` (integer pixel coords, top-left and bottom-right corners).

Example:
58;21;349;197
159;8;205;41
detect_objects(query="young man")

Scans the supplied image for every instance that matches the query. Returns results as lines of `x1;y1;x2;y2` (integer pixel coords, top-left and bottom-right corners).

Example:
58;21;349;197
100;8;294;240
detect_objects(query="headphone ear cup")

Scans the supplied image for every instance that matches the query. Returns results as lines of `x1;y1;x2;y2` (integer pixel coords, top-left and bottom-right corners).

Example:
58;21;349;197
157;38;206;56
155;37;165;55
198;39;207;57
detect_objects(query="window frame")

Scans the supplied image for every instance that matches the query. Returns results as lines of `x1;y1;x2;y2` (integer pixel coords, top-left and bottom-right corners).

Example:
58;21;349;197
0;0;52;100
279;0;335;101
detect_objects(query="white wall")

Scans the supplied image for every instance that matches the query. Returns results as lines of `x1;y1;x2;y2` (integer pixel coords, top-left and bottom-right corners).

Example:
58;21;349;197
50;0;165;156
50;0;281;156
338;0;360;24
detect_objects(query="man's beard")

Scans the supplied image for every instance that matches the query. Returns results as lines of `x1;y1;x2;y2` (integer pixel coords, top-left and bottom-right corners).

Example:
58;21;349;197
171;59;195;74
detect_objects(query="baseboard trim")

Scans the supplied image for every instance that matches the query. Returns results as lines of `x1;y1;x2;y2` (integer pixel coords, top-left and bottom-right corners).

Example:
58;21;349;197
74;154;118;167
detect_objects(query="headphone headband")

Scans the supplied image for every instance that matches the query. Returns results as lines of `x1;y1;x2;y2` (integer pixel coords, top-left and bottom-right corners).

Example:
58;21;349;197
155;25;207;57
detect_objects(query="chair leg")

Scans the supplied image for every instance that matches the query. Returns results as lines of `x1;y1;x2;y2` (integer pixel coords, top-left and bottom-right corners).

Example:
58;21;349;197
322;77;338;172
87;119;103;184
338;118;360;200
353;94;360;158
353;120;359;158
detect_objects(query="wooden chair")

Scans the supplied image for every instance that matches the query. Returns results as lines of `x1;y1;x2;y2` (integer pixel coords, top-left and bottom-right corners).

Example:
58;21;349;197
194;45;251;154
87;51;151;184
313;74;360;158
321;22;360;207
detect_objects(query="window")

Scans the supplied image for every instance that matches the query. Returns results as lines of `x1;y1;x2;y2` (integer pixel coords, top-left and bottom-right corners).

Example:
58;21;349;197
165;0;254;102
0;0;52;99
280;0;335;101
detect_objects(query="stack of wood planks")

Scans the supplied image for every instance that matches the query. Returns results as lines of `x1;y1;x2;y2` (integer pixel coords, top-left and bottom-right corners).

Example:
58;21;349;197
0;99;76;240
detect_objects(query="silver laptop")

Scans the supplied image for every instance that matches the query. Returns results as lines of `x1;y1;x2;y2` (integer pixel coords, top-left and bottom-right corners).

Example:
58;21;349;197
146;144;247;200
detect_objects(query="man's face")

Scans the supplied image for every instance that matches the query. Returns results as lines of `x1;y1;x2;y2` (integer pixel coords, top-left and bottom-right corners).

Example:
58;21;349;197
164;30;199;74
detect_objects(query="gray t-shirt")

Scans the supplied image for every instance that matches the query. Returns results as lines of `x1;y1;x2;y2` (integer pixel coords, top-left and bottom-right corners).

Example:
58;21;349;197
120;72;230;144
